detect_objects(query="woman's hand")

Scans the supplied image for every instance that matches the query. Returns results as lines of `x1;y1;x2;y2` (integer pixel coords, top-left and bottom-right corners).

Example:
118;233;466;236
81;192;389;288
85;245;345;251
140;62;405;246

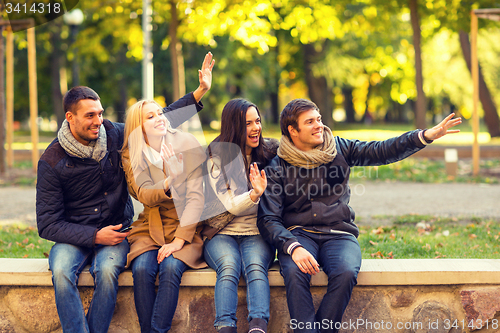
424;113;462;141
249;163;267;202
161;143;184;182
193;52;215;102
157;238;185;264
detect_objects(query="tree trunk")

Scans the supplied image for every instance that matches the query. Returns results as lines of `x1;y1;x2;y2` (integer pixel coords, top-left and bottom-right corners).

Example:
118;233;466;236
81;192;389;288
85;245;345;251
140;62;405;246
269;43;280;124
169;0;185;101
342;87;355;123
459;30;500;137
50;22;65;129
409;0;427;129
0;26;6;174
303;43;334;129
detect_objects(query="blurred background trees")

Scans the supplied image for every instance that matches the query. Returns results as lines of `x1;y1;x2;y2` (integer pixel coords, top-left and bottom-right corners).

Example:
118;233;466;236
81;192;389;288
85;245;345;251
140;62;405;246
3;0;500;137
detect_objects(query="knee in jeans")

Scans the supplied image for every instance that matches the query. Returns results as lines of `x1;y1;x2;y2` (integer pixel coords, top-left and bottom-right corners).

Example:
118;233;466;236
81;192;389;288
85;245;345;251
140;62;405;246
332;266;358;285
51;267;76;286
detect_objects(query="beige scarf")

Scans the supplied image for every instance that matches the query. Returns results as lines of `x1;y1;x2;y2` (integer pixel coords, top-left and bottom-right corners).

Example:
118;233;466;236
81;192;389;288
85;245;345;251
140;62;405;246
277;126;337;169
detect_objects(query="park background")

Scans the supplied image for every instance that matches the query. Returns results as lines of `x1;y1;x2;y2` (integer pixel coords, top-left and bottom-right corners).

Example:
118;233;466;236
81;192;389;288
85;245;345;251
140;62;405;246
1;0;500;260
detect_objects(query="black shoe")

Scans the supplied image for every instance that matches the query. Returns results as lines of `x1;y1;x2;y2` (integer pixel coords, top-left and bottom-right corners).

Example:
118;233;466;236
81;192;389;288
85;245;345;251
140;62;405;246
219;327;237;333
248;318;267;333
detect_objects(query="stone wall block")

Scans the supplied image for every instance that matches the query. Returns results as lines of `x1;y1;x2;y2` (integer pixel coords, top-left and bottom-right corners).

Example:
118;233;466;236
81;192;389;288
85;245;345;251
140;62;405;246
460;288;500;331
0;310;17;333
109;288;138;333
6;287;60;333
411;300;456;333
341;289;392;333
390;289;418;308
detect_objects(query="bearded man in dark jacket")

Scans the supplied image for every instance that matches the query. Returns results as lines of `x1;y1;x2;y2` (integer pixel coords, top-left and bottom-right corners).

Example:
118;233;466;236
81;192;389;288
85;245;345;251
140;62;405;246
257;99;461;333
36;50;214;333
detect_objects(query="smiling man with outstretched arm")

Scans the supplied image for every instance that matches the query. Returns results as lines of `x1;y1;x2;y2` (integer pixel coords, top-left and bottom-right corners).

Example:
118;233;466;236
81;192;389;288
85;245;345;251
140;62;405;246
257;98;460;333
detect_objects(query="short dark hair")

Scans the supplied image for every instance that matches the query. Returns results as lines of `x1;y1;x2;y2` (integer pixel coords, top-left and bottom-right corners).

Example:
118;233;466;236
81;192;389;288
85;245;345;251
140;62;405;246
280;99;319;140
63;86;100;114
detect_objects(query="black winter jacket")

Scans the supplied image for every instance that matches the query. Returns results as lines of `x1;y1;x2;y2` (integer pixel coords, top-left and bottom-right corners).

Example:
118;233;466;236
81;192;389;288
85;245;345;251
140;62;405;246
36;93;202;248
257;130;427;254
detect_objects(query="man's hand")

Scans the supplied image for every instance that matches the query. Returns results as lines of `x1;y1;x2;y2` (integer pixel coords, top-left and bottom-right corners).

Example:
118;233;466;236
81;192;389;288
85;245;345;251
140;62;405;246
291;247;320;275
157;237;185;264
95;224;129;246
193;52;215;102
424;112;462;141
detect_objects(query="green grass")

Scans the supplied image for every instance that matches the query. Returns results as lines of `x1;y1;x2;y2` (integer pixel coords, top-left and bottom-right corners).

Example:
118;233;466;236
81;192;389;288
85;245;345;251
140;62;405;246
359;215;500;259
2;216;499;260
351;158;500;184
0;225;53;258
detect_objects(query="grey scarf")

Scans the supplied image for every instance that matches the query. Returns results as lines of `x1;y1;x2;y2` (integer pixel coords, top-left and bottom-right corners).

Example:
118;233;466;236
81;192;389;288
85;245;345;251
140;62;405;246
277;126;337;169
58;119;107;162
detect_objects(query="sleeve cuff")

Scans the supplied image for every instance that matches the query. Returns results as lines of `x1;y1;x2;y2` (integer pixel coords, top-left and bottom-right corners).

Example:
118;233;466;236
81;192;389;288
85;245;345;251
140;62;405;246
189;92;204;112
418;130;433;145
286;241;302;255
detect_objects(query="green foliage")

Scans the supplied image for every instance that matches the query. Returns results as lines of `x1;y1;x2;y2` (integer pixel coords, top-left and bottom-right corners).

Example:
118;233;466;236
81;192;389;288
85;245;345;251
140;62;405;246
359;217;500;259
0;226;53;258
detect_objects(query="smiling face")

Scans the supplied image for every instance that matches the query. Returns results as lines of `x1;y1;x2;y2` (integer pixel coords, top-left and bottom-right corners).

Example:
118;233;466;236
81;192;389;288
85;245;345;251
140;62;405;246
288;109;324;151
66;99;104;146
141;102;167;141
245;106;262;155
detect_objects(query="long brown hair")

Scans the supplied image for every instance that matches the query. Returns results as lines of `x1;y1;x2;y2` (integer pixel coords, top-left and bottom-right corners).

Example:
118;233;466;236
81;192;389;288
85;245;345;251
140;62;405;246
209;98;274;193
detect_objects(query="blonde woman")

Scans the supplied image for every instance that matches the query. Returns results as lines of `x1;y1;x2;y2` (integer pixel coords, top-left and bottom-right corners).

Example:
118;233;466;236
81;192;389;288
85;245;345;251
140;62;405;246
121;98;207;332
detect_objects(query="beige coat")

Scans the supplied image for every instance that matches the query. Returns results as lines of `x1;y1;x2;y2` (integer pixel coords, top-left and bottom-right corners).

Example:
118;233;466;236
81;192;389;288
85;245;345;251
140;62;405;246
122;127;207;269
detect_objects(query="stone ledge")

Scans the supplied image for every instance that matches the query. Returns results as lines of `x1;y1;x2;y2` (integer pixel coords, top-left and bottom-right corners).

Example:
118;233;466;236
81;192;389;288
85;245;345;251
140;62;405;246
2;258;500;287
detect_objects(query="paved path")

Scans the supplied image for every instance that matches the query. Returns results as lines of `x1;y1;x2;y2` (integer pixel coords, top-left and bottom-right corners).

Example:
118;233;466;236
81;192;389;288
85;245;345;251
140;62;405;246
1;182;499;227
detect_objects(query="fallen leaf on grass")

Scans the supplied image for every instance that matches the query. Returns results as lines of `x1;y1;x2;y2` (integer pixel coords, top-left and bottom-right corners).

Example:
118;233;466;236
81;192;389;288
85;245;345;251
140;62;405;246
389;233;396;240
435;243;444;248
369;240;378;246
423;243;431;251
471;245;480;250
22;238;29;244
43;252;49;258
23;254;28;258
371;227;384;235
25;243;35;249
469;234;477;239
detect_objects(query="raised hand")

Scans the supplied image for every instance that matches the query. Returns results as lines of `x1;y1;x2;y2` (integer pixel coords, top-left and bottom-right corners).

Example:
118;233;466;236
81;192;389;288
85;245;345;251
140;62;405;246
424;113;462;141
249;163;267;202
161;143;183;181
198;51;215;92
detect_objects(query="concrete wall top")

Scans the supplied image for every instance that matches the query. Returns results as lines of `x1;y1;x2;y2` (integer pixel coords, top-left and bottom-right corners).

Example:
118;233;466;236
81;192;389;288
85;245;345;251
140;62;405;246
1;258;500;287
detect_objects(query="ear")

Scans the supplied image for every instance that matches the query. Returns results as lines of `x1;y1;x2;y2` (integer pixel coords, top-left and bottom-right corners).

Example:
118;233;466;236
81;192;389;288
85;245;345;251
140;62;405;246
65;111;73;123
288;125;298;138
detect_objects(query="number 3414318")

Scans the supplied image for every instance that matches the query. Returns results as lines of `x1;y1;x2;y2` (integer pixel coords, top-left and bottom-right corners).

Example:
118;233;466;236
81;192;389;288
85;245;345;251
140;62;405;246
5;1;62;14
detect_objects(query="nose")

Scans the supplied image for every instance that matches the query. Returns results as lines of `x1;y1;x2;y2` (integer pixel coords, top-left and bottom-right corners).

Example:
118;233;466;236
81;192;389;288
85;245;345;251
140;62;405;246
95;115;103;125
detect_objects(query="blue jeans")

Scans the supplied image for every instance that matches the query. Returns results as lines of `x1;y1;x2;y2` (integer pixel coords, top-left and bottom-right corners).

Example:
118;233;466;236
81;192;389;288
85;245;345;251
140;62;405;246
278;230;361;333
48;240;129;333
204;234;275;330
131;250;188;333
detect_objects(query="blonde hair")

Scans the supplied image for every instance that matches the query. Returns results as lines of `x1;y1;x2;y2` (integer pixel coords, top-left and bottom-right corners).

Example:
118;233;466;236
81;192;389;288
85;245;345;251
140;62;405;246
122;99;166;178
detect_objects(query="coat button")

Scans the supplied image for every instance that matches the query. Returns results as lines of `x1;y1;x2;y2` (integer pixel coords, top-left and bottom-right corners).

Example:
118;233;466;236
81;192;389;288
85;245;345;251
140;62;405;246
313;214;317;217
104;192;108;195
94;208;98;212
